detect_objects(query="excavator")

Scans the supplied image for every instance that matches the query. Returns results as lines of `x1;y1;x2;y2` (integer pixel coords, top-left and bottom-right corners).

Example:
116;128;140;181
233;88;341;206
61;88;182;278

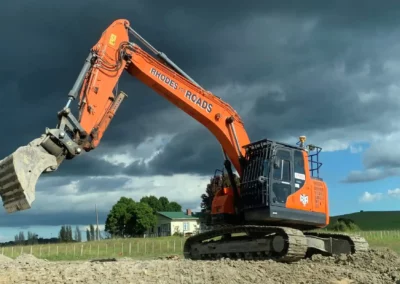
0;19;369;262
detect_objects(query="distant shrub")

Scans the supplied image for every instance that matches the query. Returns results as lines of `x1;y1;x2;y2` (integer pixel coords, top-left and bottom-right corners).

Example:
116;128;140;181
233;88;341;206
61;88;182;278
329;218;361;232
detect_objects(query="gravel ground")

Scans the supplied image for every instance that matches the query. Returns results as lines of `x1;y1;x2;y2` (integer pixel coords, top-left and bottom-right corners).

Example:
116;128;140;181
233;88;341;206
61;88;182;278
0;248;399;284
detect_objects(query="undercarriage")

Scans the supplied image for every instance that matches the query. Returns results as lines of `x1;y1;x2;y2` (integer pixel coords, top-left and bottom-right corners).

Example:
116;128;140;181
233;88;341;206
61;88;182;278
183;225;369;262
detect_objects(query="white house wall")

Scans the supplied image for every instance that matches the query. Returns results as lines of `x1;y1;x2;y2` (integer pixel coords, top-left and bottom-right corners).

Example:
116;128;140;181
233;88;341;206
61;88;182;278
146;216;200;237
171;220;199;235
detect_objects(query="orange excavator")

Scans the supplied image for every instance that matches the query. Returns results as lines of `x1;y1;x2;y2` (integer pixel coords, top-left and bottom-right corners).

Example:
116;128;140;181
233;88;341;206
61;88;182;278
0;19;368;262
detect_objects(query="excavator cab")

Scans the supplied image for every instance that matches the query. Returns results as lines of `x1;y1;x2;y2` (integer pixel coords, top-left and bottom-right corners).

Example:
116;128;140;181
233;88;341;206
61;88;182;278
211;136;329;231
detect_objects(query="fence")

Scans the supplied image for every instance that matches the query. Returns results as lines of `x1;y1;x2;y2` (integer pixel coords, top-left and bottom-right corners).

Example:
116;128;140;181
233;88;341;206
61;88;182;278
1;230;399;260
350;230;400;240
0;238;186;260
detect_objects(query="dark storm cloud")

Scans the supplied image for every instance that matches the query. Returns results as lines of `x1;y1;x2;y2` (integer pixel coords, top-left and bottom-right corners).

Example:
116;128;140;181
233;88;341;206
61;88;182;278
0;0;395;156
343;139;400;183
2;0;400;228
76;176;130;193
35;176;72;192
246;69;397;139
37;175;130;194
343;169;400;183
48;154;125;177
124;128;224;176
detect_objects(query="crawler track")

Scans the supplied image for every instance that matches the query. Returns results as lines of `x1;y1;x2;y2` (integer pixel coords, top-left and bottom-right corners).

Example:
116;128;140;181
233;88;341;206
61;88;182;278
304;231;369;254
184;225;369;263
184;225;308;263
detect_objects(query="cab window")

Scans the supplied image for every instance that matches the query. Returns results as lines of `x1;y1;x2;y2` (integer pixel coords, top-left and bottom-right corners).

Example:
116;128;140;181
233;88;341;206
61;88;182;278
273;150;291;182
294;150;305;189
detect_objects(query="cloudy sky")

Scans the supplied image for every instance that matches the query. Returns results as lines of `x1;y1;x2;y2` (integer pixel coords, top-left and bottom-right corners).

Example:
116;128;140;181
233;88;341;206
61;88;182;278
1;0;400;241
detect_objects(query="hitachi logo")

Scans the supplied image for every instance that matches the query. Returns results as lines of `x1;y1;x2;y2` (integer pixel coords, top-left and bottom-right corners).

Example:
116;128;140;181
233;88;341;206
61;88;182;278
185;90;213;113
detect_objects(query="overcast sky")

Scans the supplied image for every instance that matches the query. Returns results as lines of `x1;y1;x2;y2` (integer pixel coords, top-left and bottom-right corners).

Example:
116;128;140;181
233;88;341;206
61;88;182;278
1;0;400;241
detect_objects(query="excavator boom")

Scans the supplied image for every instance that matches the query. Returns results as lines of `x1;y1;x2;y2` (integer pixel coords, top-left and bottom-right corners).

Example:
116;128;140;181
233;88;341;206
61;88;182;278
0;19;249;212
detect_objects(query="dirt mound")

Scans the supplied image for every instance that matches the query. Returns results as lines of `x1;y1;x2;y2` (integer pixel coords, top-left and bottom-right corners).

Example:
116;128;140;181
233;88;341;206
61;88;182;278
0;254;13;263
14;253;46;265
299;248;400;283
0;249;398;283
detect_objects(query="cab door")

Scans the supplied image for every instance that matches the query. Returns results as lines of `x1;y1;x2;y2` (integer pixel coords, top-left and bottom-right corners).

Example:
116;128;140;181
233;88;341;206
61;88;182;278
270;147;293;207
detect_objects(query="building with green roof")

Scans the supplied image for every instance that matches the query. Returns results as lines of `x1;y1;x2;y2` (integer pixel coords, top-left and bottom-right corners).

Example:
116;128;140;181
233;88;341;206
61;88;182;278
146;209;200;237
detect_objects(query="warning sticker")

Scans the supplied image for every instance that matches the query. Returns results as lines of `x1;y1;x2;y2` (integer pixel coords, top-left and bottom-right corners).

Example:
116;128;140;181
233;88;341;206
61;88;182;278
295;172;305;180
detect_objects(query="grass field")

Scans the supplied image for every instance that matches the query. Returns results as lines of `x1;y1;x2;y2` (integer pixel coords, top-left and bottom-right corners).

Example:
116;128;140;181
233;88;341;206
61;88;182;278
356;231;400;253
330;211;400;231
1;230;399;261
0;236;186;261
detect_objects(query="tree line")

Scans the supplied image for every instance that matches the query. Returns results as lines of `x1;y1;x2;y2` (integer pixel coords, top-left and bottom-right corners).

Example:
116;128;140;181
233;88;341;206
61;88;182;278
8;171;363;246
58;174;236;241
58;224;105;242
86;224;101;241
9;174;235;245
58;225;81;242
104;195;182;238
51;195;184;242
14;231;39;245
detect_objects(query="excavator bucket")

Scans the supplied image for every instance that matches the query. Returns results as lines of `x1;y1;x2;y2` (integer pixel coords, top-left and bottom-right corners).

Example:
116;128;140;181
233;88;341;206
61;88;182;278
0;137;58;213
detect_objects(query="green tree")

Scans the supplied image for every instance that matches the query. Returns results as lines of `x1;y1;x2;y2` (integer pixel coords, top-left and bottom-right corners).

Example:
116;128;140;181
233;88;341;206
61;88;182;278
18;231;25;242
14;231;25;245
90;224;95;241
105;196;157;237
74;226;82;242
159;197;170;210
59;226;66;242
27;231;38;245
166;201;182;212
86;229;91;241
140;195;162;213
125;202;157;236
329;219;361;232
58;225;73;242
105;197;137;237
140;195;182;212
66;225;73;242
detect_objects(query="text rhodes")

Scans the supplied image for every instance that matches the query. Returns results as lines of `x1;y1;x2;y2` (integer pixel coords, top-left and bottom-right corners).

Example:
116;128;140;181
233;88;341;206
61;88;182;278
150;68;213;113
150;68;178;89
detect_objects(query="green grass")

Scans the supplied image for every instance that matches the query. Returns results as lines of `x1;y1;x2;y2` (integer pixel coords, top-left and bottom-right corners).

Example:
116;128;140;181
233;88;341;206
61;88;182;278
2;230;400;261
348;230;400;253
311;229;400;253
330;211;400;231
0;236;186;261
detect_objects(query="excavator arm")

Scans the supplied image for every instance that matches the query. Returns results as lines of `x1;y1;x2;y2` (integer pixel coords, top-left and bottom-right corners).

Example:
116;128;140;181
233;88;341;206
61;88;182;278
78;19;250;172
0;19;250;213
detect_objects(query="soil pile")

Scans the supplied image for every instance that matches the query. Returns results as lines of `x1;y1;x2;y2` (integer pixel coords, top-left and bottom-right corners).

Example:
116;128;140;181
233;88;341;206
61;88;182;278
0;254;12;264
0;248;398;284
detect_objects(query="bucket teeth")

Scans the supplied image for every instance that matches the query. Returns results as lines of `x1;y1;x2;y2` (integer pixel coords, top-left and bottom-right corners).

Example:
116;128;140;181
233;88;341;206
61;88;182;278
0;137;58;213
